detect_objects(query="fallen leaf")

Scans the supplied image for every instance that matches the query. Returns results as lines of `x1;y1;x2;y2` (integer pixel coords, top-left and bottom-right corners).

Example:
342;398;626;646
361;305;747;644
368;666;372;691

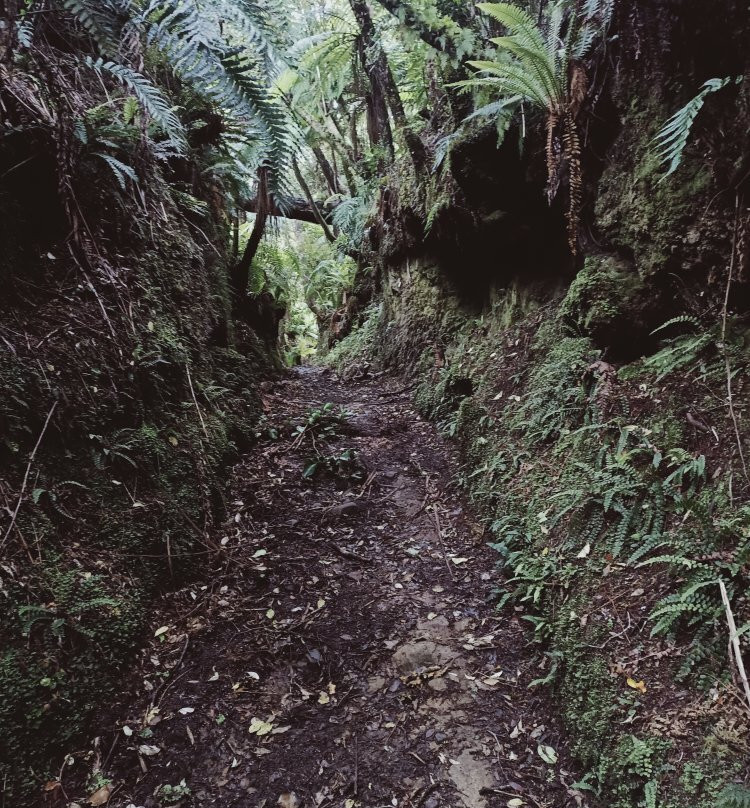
248;717;274;736
576;543;591;559
138;744;160;756
178;707;194;715
122;725;133;736
451;557;469;565
507;800;524;808
278;793;300;808
626;677;647;694
88;784;112;806
207;669;219;682
537;744;558;765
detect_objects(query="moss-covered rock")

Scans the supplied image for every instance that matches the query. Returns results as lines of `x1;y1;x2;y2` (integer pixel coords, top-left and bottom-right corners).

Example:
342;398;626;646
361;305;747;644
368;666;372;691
559;254;659;355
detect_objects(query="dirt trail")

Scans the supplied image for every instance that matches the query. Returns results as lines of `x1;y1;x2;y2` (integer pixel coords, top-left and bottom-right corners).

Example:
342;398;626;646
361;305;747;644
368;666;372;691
66;368;589;808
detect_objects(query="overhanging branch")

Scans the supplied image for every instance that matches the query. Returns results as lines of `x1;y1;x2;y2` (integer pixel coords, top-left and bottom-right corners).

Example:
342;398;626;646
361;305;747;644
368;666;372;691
240;195;339;226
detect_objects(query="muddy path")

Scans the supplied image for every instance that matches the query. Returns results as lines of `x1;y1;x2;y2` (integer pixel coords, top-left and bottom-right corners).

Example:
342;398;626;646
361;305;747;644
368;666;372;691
64;368;590;808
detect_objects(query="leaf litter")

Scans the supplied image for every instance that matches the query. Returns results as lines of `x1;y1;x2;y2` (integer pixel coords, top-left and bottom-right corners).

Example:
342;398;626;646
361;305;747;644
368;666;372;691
64;367;593;807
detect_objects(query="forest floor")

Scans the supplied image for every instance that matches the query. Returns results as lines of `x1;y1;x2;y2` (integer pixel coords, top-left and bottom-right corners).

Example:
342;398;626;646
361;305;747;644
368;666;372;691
62;367;591;808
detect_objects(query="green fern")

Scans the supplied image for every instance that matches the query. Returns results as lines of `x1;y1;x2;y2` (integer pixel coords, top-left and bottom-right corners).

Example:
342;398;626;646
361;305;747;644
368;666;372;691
85;57;187;149
60;0;298;199
718;784;750;808
93;152;138;189
654;77;737;179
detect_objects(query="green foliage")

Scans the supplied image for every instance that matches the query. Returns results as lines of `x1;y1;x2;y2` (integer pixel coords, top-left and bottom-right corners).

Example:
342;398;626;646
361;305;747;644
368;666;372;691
295;402;351;443
85;57;187;149
597;735;670;808
654;77;739;180
323;303;381;372
51;0;297;198
718;785;750;808
511;335;595;443
158;779;192;805
644;315;743;382
458;0;612;113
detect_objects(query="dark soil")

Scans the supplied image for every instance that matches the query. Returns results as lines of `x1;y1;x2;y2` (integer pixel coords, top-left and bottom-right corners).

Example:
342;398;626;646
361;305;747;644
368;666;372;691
55;368;591;808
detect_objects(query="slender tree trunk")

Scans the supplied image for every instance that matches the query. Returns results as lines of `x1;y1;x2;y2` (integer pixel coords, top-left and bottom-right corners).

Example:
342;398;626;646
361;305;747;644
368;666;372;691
0;1;20;64
312;145;340;195
231;168;268;305
350;0;425;173
350;0;394;164
231;209;241;264
378;51;426;172
293;159;337;243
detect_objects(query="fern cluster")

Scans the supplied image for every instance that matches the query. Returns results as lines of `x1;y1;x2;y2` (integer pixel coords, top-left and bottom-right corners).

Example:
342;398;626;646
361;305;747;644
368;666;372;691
32;0;299;199
455;0;614;252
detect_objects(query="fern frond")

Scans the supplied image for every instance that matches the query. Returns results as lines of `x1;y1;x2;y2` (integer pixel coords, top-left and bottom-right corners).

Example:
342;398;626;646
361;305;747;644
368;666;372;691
465;61;549;107
85;56;187;150
93;152;138;189
59;0;125;53
477;3;546;54
654;77;734;180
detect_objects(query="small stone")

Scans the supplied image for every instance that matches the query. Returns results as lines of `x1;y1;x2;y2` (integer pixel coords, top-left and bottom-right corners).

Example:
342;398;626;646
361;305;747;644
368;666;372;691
428;677;448;692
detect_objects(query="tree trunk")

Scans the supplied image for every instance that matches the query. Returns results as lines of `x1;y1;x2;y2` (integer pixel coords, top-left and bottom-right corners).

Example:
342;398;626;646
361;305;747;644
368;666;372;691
240;194;338;225
0;1;20;64
231;168;269;305
312;144;341;195
350;0;394;164
350;0;426;173
293;159;338;243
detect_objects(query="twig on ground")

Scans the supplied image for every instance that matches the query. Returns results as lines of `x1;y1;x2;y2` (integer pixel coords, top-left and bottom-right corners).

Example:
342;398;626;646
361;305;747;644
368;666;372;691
186;364;209;439
719;579;750;714
720;196;749;485
431;503;455;581
1;400;57;550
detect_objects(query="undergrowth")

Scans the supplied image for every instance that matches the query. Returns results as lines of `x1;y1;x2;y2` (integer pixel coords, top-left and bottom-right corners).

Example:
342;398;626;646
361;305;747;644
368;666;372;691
344;277;750;806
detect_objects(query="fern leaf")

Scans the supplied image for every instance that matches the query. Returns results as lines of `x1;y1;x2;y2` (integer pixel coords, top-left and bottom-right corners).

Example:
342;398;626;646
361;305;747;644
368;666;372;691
654;77;734;180
477;3;546;54
85;57;187;150
93;153;138;189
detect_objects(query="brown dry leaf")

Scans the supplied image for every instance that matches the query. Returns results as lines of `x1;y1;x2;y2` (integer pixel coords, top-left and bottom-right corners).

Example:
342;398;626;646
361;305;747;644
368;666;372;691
278;792;300;808
88;784;113;806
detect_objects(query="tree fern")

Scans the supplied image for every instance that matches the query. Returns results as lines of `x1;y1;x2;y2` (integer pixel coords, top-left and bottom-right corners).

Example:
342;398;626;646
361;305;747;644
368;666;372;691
457;1;612;252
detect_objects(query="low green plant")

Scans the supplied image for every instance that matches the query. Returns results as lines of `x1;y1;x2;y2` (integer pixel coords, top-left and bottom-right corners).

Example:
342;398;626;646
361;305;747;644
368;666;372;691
158;779;192;805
